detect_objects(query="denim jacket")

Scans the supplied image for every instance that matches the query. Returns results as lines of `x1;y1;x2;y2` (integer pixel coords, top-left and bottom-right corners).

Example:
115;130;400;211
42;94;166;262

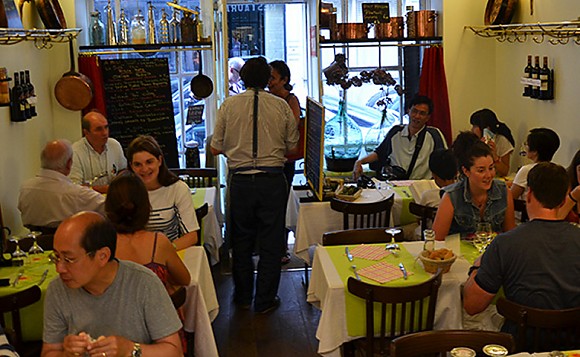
444;178;508;235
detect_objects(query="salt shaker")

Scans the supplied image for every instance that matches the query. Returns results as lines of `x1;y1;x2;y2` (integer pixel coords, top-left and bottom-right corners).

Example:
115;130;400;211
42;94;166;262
423;229;435;252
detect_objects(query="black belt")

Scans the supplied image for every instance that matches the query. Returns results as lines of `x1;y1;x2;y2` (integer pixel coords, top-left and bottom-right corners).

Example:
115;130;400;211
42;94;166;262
231;166;284;174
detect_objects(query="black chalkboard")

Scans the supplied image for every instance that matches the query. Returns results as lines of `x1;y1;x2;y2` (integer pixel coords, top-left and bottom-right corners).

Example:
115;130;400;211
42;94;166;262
101;58;178;168
186;104;204;125
305;97;325;201
362;3;391;24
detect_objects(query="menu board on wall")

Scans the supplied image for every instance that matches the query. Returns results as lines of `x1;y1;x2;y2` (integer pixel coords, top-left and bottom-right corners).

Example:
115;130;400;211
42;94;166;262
305;97;325;201
101;58;178;168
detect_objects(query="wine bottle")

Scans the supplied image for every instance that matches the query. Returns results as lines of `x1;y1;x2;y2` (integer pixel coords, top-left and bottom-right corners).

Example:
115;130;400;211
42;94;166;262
19;71;31;119
523;55;532;97
539;57;551;100
25;70;37;117
10;72;25;122
531;56;540;99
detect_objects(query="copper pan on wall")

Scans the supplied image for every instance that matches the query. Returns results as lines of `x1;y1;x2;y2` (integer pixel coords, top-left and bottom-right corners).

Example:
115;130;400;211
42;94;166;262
406;10;437;38
335;23;368;41
374;17;405;39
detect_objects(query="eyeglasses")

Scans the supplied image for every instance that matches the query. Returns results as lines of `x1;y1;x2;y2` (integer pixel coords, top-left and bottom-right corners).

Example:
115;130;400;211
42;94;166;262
410;107;429;117
48;251;94;265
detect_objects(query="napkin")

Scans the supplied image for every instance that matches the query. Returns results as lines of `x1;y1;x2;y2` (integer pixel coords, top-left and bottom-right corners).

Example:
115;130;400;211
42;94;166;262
350;245;392;261
357;261;414;284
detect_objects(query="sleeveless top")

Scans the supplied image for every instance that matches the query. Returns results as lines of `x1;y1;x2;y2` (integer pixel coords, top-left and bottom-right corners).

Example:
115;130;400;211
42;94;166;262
284;93;304;162
444;178;508;235
144;232;169;284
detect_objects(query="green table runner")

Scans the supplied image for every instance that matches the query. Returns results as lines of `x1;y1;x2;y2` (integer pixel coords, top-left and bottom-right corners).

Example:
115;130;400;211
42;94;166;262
459;239;481;265
326;244;433;336
0;252;57;341
392;186;416;226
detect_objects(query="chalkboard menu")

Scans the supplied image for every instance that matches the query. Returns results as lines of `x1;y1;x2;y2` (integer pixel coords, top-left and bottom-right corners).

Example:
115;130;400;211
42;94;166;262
101;58;178;168
362;3;391;24
305;97;325;201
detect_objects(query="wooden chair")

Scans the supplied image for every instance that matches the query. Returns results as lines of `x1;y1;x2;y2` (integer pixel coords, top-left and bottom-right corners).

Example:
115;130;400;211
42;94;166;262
344;270;443;357
0;285;43;357
496;297;580;352
0;203;10;253
408;202;438;239
390;330;515;357
170;168;219;188
330;195;394;230
322;227;404;246
194;203;209;246
513;199;529;223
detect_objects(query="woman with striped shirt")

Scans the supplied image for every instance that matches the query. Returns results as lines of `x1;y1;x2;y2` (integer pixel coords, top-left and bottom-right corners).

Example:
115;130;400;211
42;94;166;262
127;135;199;250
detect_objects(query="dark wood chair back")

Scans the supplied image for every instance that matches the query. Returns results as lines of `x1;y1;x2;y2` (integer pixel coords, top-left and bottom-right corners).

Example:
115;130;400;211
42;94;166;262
330;195;394;230
390;330;515;357
345;270;442;356
170;286;188;309
0;285;42;353
496;297;580;352
170;168;218;188
322;227;404;246
0;203;10;253
513;199;529;223
194;203;209;246
408;202;438;239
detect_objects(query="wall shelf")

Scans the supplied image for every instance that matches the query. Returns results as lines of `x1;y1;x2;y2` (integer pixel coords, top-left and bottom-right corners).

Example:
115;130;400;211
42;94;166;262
0;28;82;48
466;20;580;45
320;37;442;48
78;41;213;56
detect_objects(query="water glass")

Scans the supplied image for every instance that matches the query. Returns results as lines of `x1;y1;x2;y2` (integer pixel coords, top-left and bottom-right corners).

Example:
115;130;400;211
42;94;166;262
474;222;493;252
28;231;44;255
10;235;28;261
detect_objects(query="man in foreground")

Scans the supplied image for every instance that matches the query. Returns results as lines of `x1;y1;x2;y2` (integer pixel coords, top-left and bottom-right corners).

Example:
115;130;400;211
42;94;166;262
70;110;127;193
19;140;105;230
42;212;182;357
463;162;580;347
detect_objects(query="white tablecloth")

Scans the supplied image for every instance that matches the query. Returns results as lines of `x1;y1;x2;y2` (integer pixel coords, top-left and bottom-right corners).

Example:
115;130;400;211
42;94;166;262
287;187;408;263
181;246;219;357
196;187;223;265
306;239;472;357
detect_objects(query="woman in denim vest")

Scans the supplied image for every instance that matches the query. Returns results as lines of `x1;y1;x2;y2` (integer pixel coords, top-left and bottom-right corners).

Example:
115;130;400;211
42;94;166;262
432;132;516;241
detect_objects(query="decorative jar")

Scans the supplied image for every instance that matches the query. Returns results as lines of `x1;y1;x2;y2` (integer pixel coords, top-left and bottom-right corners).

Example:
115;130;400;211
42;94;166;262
324;99;362;172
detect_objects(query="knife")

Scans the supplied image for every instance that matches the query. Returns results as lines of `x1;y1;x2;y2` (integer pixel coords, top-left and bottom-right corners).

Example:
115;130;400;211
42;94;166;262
345;247;353;262
38;269;49;286
12;269;24;287
398;263;408;280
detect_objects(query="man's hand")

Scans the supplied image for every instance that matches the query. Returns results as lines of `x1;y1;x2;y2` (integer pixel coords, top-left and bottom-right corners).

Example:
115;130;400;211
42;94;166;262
62;333;90;356
86;335;133;357
353;160;363;180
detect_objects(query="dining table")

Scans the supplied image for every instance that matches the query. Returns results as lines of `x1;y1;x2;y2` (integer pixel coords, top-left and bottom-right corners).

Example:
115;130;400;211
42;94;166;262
306;235;491;357
286;184;417;264
191;186;224;265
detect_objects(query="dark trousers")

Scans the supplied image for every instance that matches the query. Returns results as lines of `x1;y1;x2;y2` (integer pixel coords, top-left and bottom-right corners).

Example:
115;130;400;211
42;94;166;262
228;172;286;310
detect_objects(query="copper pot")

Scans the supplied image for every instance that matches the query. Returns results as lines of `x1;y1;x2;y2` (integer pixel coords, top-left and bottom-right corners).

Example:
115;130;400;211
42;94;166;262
54;39;93;111
336;23;368;41
406;10;437;38
374;17;404;39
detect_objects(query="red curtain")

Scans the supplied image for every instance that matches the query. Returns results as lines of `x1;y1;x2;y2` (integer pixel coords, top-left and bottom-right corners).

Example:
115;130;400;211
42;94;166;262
419;46;452;146
78;55;107;117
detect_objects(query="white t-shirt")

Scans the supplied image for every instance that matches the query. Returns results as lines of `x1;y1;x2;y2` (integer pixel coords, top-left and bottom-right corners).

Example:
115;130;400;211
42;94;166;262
512;163;537;200
494;134;514;158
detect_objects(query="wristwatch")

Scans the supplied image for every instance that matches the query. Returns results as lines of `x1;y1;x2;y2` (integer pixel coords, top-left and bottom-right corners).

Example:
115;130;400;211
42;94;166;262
132;343;142;357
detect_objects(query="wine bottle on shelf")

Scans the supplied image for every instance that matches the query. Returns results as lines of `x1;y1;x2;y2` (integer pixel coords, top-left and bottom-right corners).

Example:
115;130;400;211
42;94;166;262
539;57;550;100
10;72;25;122
531;56;540;99
522;55;532;97
25;70;37;117
19;71;31;119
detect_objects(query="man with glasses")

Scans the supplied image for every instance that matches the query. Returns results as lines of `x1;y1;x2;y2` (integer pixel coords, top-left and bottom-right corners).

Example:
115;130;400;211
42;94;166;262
353;95;447;180
42;212;182;357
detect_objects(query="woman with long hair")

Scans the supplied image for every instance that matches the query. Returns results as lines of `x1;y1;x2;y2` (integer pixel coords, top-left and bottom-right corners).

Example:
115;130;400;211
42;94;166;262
432;131;516;241
470;109;515;177
127;135;199;250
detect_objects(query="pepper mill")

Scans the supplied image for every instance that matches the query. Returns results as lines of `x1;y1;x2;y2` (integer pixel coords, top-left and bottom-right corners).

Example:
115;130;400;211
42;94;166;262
118;8;129;44
105;0;117;45
169;6;180;43
158;9;170;44
147;1;157;44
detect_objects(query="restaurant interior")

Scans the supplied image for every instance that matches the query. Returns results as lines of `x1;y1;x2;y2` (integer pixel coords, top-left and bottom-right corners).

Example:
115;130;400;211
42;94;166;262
1;0;580;356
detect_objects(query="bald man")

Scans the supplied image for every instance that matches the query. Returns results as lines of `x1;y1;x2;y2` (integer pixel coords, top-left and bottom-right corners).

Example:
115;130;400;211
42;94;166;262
18;140;105;229
70;110;127;193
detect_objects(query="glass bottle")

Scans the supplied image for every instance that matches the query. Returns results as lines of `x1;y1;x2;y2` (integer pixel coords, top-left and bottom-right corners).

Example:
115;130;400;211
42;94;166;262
423;229;435;251
105;0;117;45
147;1;157;44
180;11;196;43
0;67;10;105
323;97;363;172
531;56;540;99
169;8;180;43
539;56;551;100
522;55;532;97
89;10;105;46
364;106;397;154
24;70;36;117
158;8;170;44
131;9;146;45
10;72;25;122
118;8;130;45
19;71;31;120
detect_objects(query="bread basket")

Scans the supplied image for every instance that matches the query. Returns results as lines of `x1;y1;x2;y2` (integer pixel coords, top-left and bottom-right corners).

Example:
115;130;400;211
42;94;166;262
418;249;457;274
335;185;362;202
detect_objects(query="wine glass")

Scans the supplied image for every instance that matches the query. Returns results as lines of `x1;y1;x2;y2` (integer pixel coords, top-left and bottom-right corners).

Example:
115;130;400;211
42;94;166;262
474;222;493;253
385;228;402;253
28;231;44;255
9;235;28;261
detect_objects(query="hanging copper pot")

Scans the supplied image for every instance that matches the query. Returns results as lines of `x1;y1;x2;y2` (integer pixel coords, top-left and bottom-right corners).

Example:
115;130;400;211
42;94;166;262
54;39;93;111
374;17;405;39
336;23;368;41
407;10;437;38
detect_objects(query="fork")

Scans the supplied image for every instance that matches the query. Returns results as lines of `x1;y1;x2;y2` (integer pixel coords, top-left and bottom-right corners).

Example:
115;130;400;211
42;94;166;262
12;269;24;287
350;265;361;281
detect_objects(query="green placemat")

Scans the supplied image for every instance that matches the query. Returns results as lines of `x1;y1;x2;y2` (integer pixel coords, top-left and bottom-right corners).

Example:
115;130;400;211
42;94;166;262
392;186;416;226
326;244;433;337
459;239;481;265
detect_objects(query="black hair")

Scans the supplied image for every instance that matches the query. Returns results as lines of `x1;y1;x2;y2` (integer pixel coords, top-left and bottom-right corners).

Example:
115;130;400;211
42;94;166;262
127;135;179;187
80;216;117;261
429;149;458;180
240;57;271;89
452;131;492;173
269;60;293;91
526;128;560;162
567;149;580;190
528;162;569;209
469;109;515;147
408;95;433;115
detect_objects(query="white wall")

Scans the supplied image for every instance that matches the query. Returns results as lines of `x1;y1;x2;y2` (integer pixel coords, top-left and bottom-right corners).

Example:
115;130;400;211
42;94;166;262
444;0;580;170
